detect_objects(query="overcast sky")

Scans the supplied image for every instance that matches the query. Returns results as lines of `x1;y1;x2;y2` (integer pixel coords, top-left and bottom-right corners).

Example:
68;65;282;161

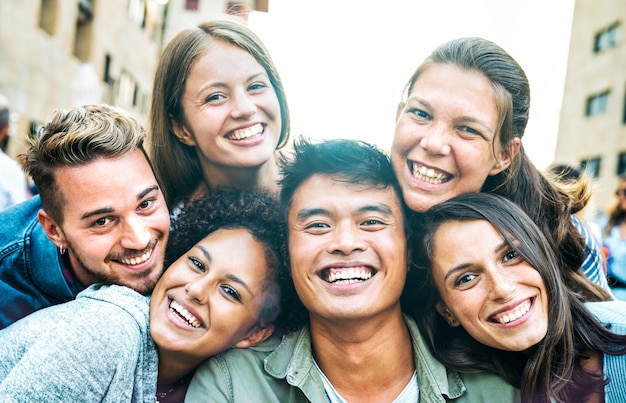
249;0;576;169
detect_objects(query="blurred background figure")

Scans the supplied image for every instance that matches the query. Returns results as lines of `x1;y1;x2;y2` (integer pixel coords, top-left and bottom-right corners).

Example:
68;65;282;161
0;95;29;210
601;173;626;301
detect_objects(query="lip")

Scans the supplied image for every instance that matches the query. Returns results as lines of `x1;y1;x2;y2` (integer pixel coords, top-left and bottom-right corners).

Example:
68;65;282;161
166;297;206;330
406;160;452;187
317;261;377;286
488;297;535;327
113;242;158;272
225;122;267;145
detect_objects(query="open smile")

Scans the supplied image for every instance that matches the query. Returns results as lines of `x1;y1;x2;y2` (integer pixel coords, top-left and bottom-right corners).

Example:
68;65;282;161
227;123;264;141
489;298;533;325
169;299;202;328
408;161;452;184
320;266;376;285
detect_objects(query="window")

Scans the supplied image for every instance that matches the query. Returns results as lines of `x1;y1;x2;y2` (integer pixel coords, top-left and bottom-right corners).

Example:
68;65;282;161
617;152;626;176
580;157;601;179
586;90;610;116
39;0;58;35
73;0;94;61
103;54;112;84
185;0;199;11
594;22;620;53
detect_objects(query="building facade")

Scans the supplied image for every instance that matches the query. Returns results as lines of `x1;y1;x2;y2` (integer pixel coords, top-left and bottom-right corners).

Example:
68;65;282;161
554;0;626;213
0;0;264;159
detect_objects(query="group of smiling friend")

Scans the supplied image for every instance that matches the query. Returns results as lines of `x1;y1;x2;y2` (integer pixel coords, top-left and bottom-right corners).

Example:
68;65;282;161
0;18;624;403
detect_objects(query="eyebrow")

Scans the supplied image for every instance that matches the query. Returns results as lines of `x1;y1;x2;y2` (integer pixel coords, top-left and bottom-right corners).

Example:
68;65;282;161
198;72;270;93
295;203;394;222
80;185;159;220
196;245;254;297
442;238;509;282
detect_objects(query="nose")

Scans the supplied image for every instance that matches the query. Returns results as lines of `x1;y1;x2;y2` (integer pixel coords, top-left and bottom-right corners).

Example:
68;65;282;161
119;215;151;251
230;89;257;119
487;269;517;301
185;279;207;304
419;123;451;156
326;222;368;255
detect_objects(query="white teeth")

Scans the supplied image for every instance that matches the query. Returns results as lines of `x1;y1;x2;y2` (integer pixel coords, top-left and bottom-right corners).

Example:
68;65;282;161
411;163;449;184
495;300;532;324
119;249;152;265
169;300;201;328
326;268;372;283
230;123;263;140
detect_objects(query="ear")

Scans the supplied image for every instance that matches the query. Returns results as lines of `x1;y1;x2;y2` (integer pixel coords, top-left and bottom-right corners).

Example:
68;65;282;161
436;301;461;327
169;115;196;147
489;136;521;176
233;323;275;349
38;210;66;248
395;101;405;121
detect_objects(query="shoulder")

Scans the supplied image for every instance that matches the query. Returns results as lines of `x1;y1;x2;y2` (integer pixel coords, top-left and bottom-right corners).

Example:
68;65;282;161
187;329;316;403
2;285;149;354
403;315;520;402
187;335;284;402
0;196;42;237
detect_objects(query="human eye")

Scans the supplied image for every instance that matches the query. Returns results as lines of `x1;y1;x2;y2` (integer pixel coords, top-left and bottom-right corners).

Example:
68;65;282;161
187;256;206;272
457;125;488;141
220;285;241;302
205;92;226;103
454;272;477;287
138;198;155;211
92;217;112;228
304;221;331;234
407;107;430;120
502;248;521;263
360;218;387;230
248;81;268;92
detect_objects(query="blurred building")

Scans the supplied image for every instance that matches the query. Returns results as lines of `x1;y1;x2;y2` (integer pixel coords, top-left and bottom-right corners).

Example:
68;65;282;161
554;0;626;213
0;0;267;159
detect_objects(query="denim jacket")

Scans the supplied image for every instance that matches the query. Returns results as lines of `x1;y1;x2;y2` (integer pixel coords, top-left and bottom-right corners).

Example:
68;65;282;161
0;196;83;328
186;315;520;402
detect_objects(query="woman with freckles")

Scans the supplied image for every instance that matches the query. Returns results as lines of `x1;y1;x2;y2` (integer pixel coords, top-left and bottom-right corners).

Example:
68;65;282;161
0;188;289;402
411;192;626;403
392;37;612;302
149;19;290;209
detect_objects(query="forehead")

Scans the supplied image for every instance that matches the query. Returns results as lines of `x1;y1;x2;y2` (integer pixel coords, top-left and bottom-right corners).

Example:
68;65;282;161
191;41;264;78
290;174;403;217
54;149;157;217
433;220;502;254
198;228;270;282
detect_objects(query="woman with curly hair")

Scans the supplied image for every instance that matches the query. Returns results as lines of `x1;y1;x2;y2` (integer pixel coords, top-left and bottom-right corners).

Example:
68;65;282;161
0;188;290;402
413;192;626;402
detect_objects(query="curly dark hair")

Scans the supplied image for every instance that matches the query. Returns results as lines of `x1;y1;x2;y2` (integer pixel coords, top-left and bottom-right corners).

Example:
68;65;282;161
165;187;291;330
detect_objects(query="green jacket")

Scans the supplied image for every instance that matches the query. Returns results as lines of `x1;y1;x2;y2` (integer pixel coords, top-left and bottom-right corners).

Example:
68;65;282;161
186;315;519;402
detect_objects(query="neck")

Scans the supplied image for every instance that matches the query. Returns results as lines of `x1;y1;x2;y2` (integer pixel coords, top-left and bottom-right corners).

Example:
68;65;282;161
156;349;200;386
310;309;415;402
199;156;280;194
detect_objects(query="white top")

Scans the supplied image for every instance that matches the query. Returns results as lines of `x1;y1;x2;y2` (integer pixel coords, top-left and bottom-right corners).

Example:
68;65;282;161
314;359;419;403
0;150;28;210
